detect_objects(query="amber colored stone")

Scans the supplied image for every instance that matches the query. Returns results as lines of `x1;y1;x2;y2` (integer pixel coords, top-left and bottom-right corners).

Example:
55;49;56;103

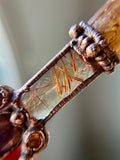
0;113;23;158
27;133;41;149
88;0;120;62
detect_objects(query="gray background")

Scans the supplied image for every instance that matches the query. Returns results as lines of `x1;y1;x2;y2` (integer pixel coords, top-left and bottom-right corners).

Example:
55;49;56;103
0;0;120;160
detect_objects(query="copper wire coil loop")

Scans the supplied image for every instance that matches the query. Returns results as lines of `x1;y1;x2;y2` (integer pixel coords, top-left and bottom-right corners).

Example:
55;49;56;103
69;21;119;74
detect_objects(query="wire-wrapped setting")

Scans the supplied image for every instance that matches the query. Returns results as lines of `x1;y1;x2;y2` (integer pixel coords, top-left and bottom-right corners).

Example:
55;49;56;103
69;21;119;74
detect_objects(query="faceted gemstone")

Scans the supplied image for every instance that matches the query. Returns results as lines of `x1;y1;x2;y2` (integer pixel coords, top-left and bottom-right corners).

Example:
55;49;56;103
0;113;23;158
88;0;120;61
21;49;94;120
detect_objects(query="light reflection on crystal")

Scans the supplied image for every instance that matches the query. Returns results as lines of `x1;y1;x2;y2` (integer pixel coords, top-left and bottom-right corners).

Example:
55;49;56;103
21;49;94;120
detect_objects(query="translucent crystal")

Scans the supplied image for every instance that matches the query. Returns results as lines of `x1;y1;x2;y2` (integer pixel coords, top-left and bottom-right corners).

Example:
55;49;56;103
88;0;120;61
21;49;94;120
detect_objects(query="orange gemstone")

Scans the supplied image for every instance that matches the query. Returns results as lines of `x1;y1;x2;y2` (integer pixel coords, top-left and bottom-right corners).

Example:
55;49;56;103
27;133;41;149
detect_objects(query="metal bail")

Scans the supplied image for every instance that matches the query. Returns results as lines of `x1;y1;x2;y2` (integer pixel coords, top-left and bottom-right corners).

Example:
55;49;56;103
69;21;119;74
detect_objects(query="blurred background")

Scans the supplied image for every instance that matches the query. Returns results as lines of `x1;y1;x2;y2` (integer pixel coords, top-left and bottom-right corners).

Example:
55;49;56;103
0;0;120;160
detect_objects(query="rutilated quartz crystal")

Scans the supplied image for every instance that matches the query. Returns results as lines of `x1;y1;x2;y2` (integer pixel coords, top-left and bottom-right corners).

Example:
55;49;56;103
88;0;120;62
21;49;94;120
1;0;120;159
21;0;120;120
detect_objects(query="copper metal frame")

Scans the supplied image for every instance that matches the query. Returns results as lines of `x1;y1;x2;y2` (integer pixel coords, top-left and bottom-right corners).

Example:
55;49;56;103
14;42;101;123
0;21;118;160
